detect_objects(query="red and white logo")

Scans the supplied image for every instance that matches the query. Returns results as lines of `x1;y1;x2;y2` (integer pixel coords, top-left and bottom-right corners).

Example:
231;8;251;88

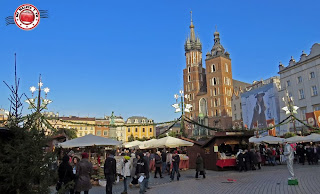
14;4;40;30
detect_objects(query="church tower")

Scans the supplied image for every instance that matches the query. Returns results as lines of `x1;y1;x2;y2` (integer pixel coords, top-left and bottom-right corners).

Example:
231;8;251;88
183;11;206;124
205;29;233;129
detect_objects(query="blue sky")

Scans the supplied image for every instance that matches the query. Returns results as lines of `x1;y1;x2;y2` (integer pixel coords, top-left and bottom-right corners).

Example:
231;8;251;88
0;0;319;122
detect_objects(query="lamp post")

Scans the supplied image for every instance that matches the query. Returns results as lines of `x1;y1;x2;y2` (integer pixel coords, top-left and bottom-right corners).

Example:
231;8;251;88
282;91;299;134
172;89;192;137
25;75;52;131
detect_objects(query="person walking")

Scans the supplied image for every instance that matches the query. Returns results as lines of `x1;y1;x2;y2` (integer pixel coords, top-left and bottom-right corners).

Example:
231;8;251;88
129;153;139;187
154;151;163;178
255;149;262;169
166;151;172;175
57;154;75;193
135;152;150;194
70;156;80;194
161;150;167;174
121;156;131;194
104;150;116;194
144;152;151;190
195;153;205;179
170;151;180;181
236;149;246;172
74;152;93;194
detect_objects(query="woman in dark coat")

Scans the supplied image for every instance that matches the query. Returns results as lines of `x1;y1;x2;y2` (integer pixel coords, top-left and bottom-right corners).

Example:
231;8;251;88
195;153;205;178
154;151;163;178
74;152;93;194
58;154;75;193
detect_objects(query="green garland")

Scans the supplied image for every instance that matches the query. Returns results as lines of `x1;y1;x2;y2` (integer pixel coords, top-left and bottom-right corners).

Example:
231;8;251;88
43;116;179;128
292;115;320;130
183;115;292;132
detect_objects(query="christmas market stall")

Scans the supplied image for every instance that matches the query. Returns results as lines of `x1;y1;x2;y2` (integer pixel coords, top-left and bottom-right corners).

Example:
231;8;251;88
199;131;254;171
140;136;194;170
58;134;121;185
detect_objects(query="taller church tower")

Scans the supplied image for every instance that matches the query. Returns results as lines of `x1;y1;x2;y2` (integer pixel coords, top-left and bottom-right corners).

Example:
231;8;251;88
183;12;207;126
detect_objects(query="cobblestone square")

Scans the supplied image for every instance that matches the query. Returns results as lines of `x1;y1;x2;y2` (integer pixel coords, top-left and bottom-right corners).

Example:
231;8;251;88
52;164;320;194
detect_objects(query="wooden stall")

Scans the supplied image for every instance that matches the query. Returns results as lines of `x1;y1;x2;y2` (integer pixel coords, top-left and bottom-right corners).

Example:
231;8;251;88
186;131;254;171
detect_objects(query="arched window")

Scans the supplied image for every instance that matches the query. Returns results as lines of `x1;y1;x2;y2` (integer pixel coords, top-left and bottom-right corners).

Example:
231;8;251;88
188;67;191;73
212;78;217;86
215;110;218;116
199;98;208;116
188;75;191;82
212;64;216;72
214;88;217;96
225;63;229;72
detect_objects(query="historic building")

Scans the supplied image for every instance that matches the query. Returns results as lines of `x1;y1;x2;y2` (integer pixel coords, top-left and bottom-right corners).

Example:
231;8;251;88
95;118;109;138
231;80;251;128
0;109;9;127
183;13;238;136
125;116;155;142
278;43;320;134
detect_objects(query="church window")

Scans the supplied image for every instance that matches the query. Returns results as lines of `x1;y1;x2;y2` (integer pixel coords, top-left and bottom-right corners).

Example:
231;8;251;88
188;67;191;73
212;78;217;86
225;63;229;72
215;110;218;116
211;64;216;72
214;88;217;96
192;83;194;90
188;75;191;82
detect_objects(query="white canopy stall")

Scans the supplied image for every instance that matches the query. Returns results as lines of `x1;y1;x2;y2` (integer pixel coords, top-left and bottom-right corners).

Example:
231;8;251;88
143;136;194;148
59;134;121;148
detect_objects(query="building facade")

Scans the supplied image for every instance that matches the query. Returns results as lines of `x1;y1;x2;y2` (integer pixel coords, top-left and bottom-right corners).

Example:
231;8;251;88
278;43;320;134
183;13;236;136
0;109;9;127
231;80;251;128
95;118;110;138
125;116;155;142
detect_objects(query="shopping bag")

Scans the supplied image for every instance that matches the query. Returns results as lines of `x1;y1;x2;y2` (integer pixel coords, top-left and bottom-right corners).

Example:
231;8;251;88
138;176;144;183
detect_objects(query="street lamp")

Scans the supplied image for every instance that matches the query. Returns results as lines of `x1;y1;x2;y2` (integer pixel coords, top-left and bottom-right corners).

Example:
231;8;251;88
172;89;192;136
282;90;299;134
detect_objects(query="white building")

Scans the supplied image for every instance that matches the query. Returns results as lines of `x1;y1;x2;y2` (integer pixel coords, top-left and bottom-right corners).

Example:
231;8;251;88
278;43;320;134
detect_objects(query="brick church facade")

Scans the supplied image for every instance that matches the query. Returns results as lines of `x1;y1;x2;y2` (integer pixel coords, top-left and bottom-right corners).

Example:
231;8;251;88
183;13;234;136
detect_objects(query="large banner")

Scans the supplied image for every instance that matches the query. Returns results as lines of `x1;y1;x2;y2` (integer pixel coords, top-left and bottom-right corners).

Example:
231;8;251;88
306;112;317;128
314;110;320;128
241;83;280;131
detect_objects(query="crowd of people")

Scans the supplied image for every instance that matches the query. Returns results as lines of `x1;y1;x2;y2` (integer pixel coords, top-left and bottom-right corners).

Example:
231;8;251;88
296;143;320;165
57;148;200;194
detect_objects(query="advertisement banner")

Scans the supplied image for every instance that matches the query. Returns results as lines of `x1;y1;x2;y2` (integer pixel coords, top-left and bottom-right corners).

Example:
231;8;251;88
241;83;280;131
314;110;320;128
306;112;317;128
267;119;276;136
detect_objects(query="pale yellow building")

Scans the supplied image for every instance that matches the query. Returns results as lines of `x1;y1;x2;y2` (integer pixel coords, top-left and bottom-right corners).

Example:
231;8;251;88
0;109;9;127
45;112;95;137
125;116;155;142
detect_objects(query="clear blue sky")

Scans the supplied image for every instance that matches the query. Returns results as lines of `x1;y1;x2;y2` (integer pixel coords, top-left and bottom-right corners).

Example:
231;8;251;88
0;0;319;122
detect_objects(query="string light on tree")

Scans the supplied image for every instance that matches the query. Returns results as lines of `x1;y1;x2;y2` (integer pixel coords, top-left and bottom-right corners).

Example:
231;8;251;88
282;90;299;134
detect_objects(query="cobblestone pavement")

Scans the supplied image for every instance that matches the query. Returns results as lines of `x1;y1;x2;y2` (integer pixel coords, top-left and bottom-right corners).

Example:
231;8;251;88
51;164;320;194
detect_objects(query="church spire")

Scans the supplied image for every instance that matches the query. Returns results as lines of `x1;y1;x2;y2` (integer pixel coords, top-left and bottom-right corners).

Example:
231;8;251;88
185;11;202;52
189;11;195;42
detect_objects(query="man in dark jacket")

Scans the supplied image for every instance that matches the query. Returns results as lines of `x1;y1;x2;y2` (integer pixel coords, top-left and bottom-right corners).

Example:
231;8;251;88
104;150;116;194
135;152;149;194
170;151;180;181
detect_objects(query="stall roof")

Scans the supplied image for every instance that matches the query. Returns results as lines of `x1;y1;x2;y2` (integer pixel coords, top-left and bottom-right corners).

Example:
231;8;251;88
201;131;254;148
58;134;121;148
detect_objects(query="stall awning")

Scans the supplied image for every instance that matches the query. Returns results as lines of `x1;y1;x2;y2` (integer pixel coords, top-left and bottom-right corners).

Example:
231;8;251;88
58;134;121;148
143;136;194;148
